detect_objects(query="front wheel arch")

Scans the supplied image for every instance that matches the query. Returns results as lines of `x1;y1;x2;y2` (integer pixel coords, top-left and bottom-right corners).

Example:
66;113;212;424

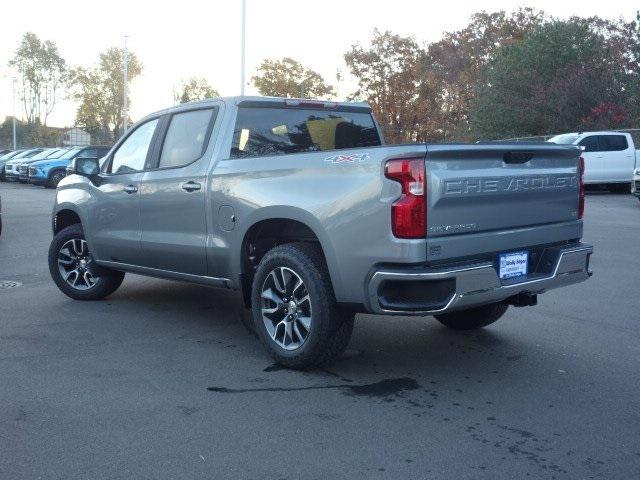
53;209;82;235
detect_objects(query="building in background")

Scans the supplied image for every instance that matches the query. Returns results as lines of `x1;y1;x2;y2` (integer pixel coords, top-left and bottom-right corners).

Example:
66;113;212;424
62;128;91;146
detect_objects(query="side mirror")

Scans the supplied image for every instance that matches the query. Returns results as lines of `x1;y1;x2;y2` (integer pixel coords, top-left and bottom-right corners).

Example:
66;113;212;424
68;157;99;176
67;157;101;184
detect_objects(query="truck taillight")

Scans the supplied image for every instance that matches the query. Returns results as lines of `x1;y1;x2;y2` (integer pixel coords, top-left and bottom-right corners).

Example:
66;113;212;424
578;156;585;219
385;158;426;239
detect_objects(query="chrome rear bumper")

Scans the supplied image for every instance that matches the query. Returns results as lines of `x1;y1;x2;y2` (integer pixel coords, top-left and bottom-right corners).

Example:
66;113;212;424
366;244;593;315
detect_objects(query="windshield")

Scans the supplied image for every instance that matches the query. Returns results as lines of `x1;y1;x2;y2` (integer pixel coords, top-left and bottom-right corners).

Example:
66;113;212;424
29;149;60;160
59;148;82;160
11;149;40;159
548;133;580;145
0;151;21;160
45;149;68;158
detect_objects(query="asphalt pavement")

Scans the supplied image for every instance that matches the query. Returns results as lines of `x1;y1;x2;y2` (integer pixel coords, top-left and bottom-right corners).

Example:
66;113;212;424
1;181;639;480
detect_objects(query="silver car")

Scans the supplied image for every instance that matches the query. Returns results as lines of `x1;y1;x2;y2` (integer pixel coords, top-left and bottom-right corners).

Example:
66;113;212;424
48;96;592;368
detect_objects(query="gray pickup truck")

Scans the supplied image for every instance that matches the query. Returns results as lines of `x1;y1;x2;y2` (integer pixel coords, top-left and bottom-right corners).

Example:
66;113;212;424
48;96;593;368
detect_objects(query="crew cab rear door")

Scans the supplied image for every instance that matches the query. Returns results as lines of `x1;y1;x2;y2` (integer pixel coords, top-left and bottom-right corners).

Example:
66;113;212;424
598;134;634;183
137;105;220;276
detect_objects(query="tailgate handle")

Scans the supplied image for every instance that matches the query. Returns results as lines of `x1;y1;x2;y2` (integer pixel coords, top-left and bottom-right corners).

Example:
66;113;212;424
503;151;534;164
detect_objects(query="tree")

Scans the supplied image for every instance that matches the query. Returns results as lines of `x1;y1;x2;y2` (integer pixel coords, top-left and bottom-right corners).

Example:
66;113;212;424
425;8;545;139
9;32;67;126
252;58;335;99
174;77;219;103
344;30;428;143
469;20;631;139
69;48;142;142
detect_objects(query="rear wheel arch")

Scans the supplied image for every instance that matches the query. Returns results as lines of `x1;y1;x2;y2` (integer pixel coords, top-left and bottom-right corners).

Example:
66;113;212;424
239;217;338;308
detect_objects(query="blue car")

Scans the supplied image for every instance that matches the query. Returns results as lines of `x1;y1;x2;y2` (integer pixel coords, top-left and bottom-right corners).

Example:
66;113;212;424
28;145;111;188
16;148;68;183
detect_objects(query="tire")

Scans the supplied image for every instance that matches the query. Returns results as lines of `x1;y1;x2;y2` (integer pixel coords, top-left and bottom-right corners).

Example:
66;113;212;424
48;170;66;188
48;224;125;300
251;242;354;369
434;302;508;331
609;183;630;194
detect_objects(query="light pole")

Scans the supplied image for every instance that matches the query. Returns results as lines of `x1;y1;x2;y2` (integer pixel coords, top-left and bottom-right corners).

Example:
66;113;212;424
240;0;246;96
12;77;17;150
123;35;129;134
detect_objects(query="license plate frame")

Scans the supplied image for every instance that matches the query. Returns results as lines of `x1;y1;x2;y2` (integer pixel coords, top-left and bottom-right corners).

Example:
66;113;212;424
498;251;529;280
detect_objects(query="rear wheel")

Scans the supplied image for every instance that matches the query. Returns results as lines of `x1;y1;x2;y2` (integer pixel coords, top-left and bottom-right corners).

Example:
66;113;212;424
435;302;508;330
609;183;630;194
48;224;125;300
251;242;354;369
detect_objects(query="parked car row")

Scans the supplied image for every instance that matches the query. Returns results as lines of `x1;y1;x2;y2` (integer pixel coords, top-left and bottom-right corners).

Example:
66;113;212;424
0;145;111;188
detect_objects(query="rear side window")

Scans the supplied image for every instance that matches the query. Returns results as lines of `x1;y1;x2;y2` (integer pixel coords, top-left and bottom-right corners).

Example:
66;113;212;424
230;107;381;159
158;108;217;168
599;135;628;151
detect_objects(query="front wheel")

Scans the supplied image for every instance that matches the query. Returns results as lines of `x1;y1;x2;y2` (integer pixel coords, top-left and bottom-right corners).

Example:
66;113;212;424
48;170;66;188
251;242;354;369
48;224;125;300
434;302;508;330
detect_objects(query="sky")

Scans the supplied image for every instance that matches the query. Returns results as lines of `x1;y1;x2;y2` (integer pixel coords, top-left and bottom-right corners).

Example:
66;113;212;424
0;0;638;127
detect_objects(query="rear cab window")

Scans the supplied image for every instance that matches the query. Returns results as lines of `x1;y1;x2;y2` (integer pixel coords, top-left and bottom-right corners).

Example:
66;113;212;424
230;106;381;159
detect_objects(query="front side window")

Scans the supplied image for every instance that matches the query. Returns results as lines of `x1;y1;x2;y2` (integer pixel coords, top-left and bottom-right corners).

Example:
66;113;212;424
599;135;628;152
579;136;600;152
230;107;381;159
158;108;216;168
110;119;159;174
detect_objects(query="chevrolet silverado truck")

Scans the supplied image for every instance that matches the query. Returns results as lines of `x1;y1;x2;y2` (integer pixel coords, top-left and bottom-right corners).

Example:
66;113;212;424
48;97;593;368
548;131;638;192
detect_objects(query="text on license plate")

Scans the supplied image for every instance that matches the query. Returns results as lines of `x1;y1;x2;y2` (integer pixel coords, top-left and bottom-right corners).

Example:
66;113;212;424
499;251;528;279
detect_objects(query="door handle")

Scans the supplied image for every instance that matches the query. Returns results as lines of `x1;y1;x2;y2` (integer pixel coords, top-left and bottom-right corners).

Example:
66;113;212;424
123;184;138;194
181;181;201;192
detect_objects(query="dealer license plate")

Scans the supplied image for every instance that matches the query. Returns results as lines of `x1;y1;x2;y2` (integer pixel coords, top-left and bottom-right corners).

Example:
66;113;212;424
499;251;528;279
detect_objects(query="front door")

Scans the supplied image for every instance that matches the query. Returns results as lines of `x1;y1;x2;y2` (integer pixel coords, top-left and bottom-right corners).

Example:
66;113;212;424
578;135;603;184
138;107;219;276
87;118;160;265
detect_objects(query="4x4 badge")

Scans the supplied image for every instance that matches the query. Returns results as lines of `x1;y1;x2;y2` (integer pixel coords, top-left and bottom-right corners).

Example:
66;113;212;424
324;153;370;164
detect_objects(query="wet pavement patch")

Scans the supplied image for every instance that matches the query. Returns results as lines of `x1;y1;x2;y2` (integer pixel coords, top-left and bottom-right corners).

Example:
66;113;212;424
207;377;420;399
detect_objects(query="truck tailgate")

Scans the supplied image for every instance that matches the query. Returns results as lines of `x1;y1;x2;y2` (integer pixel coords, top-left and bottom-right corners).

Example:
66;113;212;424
425;143;582;262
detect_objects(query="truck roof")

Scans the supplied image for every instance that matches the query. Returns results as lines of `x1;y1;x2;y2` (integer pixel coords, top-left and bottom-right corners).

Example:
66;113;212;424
140;96;373;121
558;131;631;136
